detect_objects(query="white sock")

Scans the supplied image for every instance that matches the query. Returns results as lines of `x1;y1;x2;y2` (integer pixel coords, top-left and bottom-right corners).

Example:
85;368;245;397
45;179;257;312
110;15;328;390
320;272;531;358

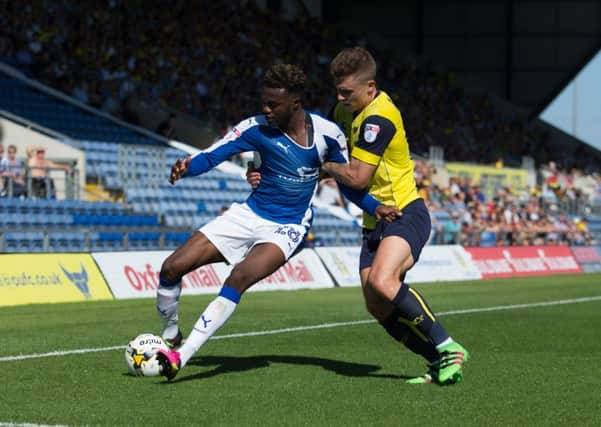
156;283;182;340
179;296;238;367
436;337;454;350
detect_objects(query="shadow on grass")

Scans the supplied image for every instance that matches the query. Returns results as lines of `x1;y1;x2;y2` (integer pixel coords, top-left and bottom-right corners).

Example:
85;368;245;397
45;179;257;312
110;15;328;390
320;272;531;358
167;354;414;383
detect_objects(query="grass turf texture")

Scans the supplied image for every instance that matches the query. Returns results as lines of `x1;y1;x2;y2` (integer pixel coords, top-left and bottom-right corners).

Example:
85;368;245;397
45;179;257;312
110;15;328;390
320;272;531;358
1;273;601;426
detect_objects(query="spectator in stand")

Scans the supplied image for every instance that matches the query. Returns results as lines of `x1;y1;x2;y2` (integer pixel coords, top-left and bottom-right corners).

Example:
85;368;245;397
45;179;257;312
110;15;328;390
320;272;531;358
459;220;473;246
552;214;570;244
27;146;71;199
316;177;345;208
443;211;461;244
1;144;26;197
572;217;592;246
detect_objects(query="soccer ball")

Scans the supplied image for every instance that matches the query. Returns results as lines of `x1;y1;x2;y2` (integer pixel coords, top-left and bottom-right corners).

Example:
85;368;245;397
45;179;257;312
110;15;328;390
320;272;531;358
125;333;168;377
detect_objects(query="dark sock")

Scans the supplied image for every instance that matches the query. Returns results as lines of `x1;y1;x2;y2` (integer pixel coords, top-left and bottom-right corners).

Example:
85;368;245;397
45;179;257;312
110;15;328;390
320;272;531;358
380;310;439;363
392;284;450;347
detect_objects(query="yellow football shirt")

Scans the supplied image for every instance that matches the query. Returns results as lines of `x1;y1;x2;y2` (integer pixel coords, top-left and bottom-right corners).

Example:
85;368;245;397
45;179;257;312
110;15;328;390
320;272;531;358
332;91;420;229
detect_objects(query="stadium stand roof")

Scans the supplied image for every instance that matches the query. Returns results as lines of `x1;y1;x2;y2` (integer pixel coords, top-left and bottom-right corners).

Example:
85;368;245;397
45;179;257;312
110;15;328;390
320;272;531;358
323;0;601;119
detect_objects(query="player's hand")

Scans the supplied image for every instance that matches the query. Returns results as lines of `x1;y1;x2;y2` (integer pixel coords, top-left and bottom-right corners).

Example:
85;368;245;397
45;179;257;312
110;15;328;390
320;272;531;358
246;161;261;189
375;205;402;223
169;157;191;184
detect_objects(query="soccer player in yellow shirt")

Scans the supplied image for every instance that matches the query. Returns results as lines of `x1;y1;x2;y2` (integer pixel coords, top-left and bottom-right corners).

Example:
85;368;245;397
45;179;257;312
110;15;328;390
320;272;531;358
323;47;470;385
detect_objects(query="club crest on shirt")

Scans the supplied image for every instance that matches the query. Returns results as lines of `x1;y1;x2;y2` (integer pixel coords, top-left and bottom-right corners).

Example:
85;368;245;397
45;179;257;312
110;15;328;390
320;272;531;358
364;123;380;143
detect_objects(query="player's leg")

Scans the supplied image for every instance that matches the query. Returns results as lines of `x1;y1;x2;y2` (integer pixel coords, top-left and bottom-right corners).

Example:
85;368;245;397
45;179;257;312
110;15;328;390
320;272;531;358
368;236;469;384
158;203;257;347
157;231;226;347
159;243;286;380
158;209;306;380
367;236;449;338
367;200;469;384
361;268;439;365
177;243;286;366
360;228;440;366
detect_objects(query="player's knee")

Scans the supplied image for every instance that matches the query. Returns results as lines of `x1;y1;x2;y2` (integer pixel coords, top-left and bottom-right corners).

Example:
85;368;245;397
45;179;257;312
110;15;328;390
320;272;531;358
366;270;389;292
367;269;405;299
160;256;184;283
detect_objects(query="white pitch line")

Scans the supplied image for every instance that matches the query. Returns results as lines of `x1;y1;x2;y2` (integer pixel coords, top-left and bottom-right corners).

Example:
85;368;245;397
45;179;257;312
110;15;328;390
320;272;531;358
0;423;71;427
1;295;600;363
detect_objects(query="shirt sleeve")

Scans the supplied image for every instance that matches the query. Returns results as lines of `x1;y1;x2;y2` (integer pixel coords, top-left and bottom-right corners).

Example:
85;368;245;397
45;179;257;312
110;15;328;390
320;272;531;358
352;115;395;166
186;122;258;176
323;128;349;164
338;183;380;216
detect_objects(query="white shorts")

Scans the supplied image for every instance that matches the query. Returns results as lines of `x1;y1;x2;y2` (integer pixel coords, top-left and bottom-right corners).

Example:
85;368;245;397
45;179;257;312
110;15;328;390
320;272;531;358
199;203;307;265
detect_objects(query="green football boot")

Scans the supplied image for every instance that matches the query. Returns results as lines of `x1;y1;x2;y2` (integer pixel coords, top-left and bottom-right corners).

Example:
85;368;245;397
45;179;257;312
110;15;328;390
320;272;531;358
436;341;470;385
406;365;437;384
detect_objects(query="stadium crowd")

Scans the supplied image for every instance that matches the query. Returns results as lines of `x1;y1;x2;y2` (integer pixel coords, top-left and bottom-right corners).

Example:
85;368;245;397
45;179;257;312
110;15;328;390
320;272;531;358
1;0;577;170
308;156;598;247
0;1;335;130
2;0;600;249
413;159;598;247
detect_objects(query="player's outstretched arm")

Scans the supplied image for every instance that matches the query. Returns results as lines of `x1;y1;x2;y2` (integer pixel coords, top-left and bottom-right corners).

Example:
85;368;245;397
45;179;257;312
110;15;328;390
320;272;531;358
322;158;375;190
169;157;191;184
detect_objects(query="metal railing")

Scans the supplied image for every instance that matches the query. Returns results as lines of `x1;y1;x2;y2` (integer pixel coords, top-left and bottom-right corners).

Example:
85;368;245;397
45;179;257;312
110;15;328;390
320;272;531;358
0;226;192;252
1;164;79;200
541;197;601;217
430;229;596;247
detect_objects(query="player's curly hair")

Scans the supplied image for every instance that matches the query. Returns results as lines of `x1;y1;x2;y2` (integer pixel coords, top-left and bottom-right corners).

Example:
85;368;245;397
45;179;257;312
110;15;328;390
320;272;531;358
330;47;377;83
263;63;306;96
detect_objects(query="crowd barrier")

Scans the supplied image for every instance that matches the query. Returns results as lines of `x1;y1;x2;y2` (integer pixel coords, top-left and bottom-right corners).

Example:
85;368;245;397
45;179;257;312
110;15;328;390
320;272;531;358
464;246;582;279
570;246;601;273
0;245;599;307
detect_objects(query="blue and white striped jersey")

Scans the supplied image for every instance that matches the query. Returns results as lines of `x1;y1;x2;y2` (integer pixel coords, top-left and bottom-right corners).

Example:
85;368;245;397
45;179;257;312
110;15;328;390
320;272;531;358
185;112;348;226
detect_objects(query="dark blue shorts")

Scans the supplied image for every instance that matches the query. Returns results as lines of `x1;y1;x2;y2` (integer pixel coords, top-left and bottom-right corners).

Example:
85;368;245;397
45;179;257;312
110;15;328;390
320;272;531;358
359;198;431;270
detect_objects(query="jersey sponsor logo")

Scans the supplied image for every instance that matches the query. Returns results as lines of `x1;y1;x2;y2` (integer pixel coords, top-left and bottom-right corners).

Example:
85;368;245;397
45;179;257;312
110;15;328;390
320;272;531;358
296;166;319;179
364;123;380;143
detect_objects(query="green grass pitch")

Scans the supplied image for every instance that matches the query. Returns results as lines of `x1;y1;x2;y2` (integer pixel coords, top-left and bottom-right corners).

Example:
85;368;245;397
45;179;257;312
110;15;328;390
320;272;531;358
1;273;601;426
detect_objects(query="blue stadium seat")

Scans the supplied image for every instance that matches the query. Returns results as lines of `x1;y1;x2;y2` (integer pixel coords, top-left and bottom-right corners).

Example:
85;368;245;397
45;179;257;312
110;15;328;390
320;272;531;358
479;231;497;247
93;232;123;250
165;232;190;246
3;232;21;251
